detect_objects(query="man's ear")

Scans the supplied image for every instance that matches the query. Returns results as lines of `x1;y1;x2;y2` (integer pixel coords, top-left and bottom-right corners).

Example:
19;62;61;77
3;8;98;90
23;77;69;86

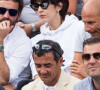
59;57;63;67
56;2;63;12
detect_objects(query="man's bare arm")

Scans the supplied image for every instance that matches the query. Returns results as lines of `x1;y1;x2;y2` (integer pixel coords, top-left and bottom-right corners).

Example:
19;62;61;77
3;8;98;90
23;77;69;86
17;20;45;36
0;42;10;85
68;0;77;14
0;21;13;85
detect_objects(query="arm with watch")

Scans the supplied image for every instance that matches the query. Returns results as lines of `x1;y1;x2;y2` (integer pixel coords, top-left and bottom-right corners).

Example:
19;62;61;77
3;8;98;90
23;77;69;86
17;19;45;36
0;20;14;85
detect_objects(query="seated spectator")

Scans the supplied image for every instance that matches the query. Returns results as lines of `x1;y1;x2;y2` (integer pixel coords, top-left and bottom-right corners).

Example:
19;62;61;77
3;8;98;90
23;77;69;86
70;0;100;79
22;40;80;90
29;0;87;79
18;0;83;36
74;36;100;90
0;0;32;89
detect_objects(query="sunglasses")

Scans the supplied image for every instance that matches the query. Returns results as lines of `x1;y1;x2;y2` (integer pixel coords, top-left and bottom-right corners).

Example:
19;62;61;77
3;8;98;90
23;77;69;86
0;7;19;16
82;52;100;61
33;44;62;57
30;2;49;11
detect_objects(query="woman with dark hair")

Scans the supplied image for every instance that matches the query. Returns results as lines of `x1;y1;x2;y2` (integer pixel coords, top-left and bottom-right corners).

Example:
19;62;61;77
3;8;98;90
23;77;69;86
30;0;85;79
31;0;69;24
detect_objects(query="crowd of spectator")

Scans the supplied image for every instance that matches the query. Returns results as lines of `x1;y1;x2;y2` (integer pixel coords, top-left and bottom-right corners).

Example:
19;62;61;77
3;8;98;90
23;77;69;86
0;0;100;90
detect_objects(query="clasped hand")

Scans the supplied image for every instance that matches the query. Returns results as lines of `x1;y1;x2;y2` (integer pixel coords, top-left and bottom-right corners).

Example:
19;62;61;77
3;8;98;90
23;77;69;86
0;20;14;41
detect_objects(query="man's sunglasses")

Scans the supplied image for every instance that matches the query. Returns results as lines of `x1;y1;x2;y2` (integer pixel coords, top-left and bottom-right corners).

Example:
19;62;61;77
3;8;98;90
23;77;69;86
33;44;62;57
0;7;19;16
82;52;100;61
30;2;49;11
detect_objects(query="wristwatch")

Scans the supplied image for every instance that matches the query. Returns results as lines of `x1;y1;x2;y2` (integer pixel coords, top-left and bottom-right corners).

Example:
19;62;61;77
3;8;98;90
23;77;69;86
0;45;4;52
31;23;37;32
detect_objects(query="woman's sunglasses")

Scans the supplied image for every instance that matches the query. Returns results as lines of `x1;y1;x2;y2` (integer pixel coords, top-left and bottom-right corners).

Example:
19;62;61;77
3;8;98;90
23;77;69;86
82;52;100;61
0;7;19;16
30;2;49;11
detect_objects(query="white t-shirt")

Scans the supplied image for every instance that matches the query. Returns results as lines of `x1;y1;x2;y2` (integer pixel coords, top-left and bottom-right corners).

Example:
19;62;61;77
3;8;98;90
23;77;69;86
4;25;32;87
74;24;91;52
43;82;56;90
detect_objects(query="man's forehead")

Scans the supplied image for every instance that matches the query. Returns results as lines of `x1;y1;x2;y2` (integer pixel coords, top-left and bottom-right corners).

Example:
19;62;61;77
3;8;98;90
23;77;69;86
84;43;100;51
0;0;19;9
34;52;55;62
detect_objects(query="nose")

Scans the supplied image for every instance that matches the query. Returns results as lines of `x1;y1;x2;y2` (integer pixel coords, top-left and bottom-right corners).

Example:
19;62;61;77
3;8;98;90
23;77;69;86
3;10;10;18
85;23;91;32
40;68;47;74
89;56;96;64
37;6;43;12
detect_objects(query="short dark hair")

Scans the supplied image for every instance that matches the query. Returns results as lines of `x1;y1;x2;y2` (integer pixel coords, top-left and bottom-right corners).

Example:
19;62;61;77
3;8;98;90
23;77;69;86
14;0;24;12
31;0;69;20
2;0;24;12
33;40;63;63
83;36;100;48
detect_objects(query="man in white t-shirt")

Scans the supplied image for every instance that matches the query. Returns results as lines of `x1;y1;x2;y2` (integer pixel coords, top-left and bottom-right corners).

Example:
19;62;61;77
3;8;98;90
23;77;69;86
0;0;32;89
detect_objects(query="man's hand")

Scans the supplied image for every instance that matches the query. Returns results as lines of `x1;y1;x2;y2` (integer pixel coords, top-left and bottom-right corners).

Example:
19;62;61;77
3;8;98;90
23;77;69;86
70;60;88;79
17;20;46;36
17;22;32;36
0;20;14;42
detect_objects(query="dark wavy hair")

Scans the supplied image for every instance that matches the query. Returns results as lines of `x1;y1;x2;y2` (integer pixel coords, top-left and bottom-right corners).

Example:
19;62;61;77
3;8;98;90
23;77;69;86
33;40;63;63
31;0;69;20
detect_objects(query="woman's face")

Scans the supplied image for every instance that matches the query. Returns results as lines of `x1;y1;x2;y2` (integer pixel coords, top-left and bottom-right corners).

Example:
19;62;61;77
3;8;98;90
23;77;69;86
34;1;62;23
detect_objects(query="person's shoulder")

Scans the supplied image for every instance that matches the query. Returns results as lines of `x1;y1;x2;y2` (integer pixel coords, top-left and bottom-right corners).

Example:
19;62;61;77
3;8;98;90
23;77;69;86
14;25;27;35
74;77;91;90
22;78;42;90
14;25;31;40
11;25;32;45
31;34;43;45
60;70;80;84
57;70;80;90
67;74;81;84
65;15;84;30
